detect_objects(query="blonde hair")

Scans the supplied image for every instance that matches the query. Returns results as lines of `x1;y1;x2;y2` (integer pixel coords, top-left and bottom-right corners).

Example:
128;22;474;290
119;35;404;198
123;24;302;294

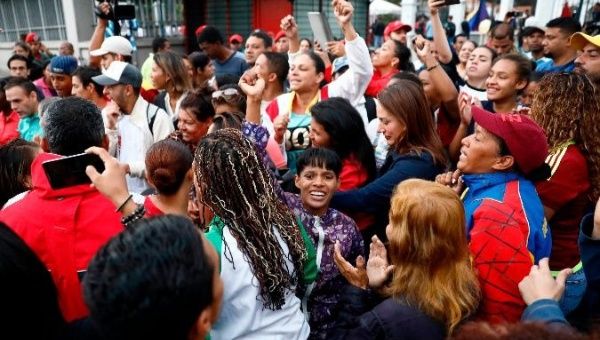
386;179;480;334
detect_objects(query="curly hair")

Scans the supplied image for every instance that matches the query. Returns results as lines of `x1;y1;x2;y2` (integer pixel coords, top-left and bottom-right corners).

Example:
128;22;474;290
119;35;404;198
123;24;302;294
530;72;600;201
194;128;307;310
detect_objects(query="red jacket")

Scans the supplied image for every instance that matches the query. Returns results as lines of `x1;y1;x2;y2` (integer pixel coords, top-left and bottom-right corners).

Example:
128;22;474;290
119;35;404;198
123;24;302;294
0;152;123;321
0;111;20;146
365;69;399;97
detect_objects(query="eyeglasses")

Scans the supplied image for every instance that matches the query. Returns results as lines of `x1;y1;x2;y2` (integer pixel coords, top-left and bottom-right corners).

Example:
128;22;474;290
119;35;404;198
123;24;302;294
211;88;243;104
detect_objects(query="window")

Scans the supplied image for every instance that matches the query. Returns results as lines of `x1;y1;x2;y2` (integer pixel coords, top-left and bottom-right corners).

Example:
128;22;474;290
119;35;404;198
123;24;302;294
0;0;67;42
132;0;185;38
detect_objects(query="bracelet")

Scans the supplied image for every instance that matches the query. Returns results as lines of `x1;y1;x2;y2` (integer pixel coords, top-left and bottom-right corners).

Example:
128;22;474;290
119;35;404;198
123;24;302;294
427;63;440;71
121;204;146;227
115;194;133;213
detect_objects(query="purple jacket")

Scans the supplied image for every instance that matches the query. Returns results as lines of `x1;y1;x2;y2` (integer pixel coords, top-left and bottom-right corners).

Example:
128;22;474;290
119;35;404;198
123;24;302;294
243;121;365;339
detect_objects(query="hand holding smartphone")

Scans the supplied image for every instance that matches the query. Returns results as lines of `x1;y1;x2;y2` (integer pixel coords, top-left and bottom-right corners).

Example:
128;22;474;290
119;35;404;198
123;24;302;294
42;153;105;189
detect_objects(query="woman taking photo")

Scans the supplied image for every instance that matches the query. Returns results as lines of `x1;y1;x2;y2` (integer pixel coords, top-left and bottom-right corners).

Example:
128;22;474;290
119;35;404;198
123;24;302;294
269;0;373;173
330;81;447;242
530;73;600;315
151;51;192;120
331;179;480;338
309;97;376;191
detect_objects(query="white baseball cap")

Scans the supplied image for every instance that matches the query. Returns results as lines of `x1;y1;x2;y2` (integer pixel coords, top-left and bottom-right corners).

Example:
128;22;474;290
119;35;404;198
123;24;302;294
92;61;142;88
90;36;133;57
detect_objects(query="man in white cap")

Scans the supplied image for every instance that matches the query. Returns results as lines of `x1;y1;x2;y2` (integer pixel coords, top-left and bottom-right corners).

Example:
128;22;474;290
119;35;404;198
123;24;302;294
90;36;134;71
92;61;173;194
571;32;600;87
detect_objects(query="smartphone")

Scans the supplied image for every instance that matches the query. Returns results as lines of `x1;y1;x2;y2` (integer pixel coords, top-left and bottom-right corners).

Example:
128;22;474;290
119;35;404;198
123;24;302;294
443;0;460;5
42;153;105;190
308;12;334;51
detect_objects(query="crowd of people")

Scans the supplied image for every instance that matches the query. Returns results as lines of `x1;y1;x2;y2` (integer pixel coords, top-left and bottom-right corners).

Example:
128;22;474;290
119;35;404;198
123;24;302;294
1;0;600;338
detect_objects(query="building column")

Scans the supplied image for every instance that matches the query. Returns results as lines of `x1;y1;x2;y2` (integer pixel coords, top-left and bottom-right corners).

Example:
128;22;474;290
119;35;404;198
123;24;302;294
498;0;515;20
401;0;418;26
449;0;467;34
61;0;79;58
534;0;564;26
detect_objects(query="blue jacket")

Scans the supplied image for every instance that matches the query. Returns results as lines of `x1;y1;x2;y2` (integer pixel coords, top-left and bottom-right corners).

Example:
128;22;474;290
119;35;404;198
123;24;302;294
462;172;551;260
462;172;551;322
331;150;443;238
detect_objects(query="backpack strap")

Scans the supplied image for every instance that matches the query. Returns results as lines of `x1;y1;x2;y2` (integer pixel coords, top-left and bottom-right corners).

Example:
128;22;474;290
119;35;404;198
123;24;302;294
146;103;159;137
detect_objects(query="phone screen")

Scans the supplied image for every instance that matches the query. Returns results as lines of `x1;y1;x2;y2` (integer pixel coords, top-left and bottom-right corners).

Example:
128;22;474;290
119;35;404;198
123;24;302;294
42;153;105;190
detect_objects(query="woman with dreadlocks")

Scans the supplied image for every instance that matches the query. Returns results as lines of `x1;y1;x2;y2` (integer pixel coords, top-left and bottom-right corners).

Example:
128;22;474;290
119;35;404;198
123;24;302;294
530;72;600;315
197;128;317;339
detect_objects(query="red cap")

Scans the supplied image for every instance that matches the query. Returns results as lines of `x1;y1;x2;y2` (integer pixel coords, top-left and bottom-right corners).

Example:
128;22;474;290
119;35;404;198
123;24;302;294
229;34;243;44
384;21;412;37
195;25;207;37
472;106;548;175
25;32;39;43
274;30;286;42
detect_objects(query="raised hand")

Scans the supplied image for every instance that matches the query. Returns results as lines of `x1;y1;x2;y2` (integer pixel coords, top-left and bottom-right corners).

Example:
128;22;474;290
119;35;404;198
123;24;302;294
366;236;395;288
435;169;464;194
428;0;446;15
280;15;298;40
458;92;475;126
239;72;265;100
273;113;290;144
334;240;368;289
518;258;571;305
84;146;130;208
332;0;354;26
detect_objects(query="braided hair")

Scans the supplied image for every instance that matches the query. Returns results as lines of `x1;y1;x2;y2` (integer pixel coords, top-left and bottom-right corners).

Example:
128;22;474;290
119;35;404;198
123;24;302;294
194;128;307;310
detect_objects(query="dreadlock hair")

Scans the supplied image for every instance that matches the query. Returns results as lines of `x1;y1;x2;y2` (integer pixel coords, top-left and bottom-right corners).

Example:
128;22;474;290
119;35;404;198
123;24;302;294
193;128;307;309
530;72;600;201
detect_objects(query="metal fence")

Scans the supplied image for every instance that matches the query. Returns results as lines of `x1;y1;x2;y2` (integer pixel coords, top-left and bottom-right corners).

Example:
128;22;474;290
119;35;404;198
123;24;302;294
0;0;67;42
132;0;184;38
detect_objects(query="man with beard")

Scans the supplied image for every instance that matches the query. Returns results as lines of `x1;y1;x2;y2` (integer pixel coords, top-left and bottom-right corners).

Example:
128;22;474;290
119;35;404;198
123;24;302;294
536;17;581;74
522;22;548;62
571;32;600;87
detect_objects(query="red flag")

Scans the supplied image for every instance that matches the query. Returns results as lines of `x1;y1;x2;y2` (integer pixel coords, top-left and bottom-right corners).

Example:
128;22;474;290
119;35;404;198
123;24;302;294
561;2;572;17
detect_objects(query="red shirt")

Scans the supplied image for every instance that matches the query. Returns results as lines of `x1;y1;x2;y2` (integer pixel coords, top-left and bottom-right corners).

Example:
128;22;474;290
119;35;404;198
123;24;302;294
0;111;20;146
338;156;369;191
0;152;123;321
535;144;591;269
365;69;399;97
435;101;460;149
339;156;374;230
144;196;165;218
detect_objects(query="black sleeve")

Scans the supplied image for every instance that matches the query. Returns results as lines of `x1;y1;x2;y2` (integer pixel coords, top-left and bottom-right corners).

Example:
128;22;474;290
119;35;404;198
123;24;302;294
327;285;385;339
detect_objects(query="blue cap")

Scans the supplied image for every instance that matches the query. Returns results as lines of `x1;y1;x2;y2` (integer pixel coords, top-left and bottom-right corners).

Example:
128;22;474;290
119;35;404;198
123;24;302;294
50;56;78;75
332;56;349;75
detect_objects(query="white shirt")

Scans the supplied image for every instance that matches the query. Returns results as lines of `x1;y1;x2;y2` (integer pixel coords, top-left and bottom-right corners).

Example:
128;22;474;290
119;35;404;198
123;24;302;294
164;91;188;121
210;227;310;340
115;96;174;194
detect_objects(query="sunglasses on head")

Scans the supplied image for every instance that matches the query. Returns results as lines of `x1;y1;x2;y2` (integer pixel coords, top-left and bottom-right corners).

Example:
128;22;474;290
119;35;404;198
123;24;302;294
212;88;240;100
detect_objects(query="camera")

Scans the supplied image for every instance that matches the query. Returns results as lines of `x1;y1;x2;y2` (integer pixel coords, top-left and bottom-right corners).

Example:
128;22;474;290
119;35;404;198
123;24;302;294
96;0;136;21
